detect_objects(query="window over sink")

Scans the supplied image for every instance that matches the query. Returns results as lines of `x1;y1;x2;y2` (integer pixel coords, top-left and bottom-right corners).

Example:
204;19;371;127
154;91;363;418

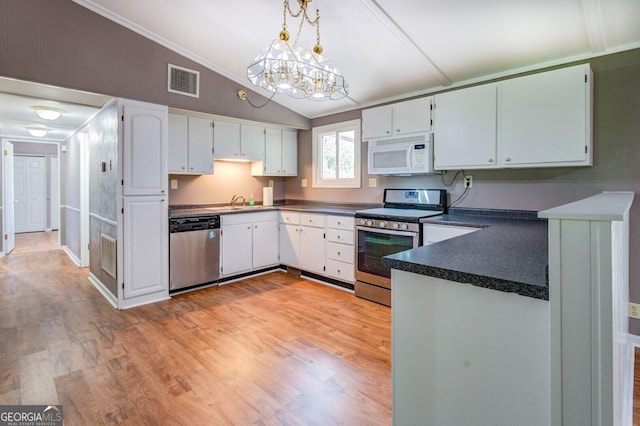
312;119;361;188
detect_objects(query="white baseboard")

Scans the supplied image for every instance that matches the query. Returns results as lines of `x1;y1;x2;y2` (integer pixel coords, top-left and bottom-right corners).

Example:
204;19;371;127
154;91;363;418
62;246;81;267
88;273;118;309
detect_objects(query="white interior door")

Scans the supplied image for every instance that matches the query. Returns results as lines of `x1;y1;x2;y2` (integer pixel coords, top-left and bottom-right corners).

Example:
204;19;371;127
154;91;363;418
50;156;59;230
15;156;46;233
3;141;15;253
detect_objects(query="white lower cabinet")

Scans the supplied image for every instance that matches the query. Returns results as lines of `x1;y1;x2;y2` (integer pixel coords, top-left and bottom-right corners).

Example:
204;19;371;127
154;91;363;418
278;212;355;284
221;212;278;278
422;224;480;245
278;212;326;275
325;216;355;283
122;196;168;300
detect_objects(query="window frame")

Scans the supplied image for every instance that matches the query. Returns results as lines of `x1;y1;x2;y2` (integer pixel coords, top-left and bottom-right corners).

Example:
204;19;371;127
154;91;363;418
311;119;361;189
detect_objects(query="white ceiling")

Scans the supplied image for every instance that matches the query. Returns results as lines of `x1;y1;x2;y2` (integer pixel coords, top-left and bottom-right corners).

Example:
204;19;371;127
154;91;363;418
71;0;640;119
1;0;640;141
0;78;111;142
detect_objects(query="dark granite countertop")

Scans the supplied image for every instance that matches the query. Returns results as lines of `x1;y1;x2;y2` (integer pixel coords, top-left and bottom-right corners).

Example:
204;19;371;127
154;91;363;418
169;201;380;219
383;208;549;301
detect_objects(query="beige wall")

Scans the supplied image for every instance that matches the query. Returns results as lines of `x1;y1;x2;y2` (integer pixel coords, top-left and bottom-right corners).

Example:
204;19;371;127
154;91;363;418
0;0;309;130
168;161;286;206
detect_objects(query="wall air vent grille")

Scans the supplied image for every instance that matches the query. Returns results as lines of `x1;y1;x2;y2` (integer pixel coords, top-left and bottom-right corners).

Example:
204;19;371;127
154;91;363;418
168;64;200;98
101;233;117;279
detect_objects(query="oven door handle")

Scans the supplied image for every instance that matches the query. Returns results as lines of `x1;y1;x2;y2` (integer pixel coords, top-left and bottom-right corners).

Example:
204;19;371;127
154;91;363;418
355;225;419;238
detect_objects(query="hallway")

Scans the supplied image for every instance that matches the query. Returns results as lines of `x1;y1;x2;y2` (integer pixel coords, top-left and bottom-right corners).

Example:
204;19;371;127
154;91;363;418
10;231;58;255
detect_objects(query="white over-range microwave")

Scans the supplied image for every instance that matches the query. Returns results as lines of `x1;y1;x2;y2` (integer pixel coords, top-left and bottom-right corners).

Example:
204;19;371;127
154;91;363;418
368;133;435;175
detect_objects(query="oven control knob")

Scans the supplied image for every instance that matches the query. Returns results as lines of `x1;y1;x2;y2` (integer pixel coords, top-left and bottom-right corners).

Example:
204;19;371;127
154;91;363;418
379;221;387;228
392;223;400;229
359;219;366;225
366;220;374;227
401;223;409;230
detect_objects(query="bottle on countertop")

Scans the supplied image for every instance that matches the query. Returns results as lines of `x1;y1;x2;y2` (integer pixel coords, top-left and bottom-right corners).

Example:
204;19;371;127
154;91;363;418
249;193;255;206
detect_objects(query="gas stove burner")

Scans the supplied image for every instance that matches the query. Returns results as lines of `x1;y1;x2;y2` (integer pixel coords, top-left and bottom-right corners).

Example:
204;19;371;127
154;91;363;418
355;189;447;223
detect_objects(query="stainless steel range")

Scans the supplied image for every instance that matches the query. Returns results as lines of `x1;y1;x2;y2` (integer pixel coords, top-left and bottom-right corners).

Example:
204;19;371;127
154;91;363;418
354;189;447;306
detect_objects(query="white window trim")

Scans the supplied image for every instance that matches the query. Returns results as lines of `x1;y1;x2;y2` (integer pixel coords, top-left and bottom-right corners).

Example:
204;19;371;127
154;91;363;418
312;119;361;189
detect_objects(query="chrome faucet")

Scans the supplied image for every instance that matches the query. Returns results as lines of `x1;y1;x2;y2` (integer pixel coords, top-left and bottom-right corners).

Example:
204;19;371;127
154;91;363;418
230;194;246;207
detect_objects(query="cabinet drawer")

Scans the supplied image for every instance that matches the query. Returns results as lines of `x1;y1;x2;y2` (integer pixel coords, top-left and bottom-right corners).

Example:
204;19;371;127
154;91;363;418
326;228;354;245
300;213;326;228
279;211;300;225
326;259;354;283
327;242;354;264
326;215;355;230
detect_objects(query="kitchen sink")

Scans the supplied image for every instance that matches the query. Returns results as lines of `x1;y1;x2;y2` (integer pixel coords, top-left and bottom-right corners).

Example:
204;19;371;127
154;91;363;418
204;205;266;211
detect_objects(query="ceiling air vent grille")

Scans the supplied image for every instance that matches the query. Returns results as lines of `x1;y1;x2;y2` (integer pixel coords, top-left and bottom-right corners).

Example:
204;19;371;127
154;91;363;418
168;64;200;98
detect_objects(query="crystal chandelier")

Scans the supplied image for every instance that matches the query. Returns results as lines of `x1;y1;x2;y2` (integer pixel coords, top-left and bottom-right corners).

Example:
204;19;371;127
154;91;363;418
247;0;348;101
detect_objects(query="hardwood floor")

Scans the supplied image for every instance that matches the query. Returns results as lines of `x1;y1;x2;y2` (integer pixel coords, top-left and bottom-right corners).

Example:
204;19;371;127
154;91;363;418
11;230;59;254
0;246;391;424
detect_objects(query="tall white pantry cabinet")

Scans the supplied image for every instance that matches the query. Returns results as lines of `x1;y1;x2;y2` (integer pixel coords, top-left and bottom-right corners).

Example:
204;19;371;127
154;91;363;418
117;99;169;309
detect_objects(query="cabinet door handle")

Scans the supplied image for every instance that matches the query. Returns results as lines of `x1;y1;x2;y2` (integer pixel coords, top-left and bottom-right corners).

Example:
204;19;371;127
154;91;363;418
182;166;186;169
505;157;512;162
337;252;341;256
488;158;495;163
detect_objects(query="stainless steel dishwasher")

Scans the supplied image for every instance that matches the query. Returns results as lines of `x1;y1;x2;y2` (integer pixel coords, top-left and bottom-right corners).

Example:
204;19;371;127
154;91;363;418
169;215;220;292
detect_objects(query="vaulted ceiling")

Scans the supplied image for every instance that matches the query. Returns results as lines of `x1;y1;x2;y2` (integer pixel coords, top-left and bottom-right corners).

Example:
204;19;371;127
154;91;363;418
2;0;640;142
71;0;640;118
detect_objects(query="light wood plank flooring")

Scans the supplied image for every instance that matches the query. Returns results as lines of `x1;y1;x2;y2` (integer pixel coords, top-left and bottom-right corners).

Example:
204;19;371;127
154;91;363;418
0;243;391;424
11;230;59;254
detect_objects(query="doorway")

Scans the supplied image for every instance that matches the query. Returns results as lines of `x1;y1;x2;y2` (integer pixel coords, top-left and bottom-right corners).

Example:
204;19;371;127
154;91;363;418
14;155;46;233
2;142;60;255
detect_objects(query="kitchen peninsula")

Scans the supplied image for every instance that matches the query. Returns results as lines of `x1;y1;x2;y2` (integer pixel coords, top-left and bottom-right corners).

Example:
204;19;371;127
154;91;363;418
386;192;633;426
384;209;550;425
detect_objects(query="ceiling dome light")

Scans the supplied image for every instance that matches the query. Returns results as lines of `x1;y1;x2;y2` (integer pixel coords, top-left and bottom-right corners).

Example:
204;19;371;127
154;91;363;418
33;106;63;120
27;128;48;137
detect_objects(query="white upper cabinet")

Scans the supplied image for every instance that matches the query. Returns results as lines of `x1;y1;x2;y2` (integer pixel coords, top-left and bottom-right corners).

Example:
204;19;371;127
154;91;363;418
434;84;498;169
213;121;264;161
122;101;168;196
362;97;432;140
240;124;265;161
213;120;240;159
168;113;214;174
498;64;592;167
434;63;592;170
281;129;298;176
251;128;298;176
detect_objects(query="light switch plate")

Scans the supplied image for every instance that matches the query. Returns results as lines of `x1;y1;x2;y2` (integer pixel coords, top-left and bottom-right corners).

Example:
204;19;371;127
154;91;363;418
301;178;308;188
368;177;377;188
269;180;274;187
170;179;178;190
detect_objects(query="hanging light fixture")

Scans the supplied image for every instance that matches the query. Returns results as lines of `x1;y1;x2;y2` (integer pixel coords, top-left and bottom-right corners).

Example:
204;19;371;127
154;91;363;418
33;106;64;120
246;0;348;101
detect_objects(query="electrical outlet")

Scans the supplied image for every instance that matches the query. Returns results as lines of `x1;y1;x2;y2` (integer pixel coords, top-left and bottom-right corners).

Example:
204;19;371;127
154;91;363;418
630;302;640;319
368;177;377;188
268;180;274;188
301;178;308;188
170;179;178;190
464;176;473;188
